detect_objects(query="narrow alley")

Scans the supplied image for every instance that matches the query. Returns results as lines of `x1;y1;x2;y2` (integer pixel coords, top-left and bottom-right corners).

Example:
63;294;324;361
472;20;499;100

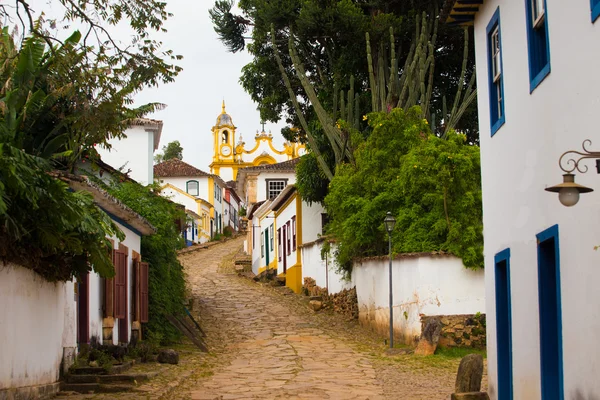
172;237;467;400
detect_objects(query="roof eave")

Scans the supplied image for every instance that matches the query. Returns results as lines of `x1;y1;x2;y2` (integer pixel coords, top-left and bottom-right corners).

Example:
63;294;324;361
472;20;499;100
442;0;482;25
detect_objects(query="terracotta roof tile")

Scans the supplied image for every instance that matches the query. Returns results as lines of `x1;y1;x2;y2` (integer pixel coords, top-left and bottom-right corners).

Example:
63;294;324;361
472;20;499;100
240;158;300;173
154;158;211;177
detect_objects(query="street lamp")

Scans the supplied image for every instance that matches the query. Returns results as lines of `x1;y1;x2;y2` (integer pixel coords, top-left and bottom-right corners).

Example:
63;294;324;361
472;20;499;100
384;211;396;348
546;140;598;206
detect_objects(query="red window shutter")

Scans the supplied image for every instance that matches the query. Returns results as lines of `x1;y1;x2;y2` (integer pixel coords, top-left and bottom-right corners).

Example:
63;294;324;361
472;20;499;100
114;251;128;320
286;221;291;255
292;216;297;251
277;228;282;261
140;262;149;323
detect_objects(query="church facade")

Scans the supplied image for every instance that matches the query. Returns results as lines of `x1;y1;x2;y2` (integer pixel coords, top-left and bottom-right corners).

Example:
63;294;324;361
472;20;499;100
209;101;305;182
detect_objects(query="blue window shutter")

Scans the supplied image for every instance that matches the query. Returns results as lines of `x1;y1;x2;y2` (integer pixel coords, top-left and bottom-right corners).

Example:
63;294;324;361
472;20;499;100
592;0;600;22
486;7;506;135
525;0;551;92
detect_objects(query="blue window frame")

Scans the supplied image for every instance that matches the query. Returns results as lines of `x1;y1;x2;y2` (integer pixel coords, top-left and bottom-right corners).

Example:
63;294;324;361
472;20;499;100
525;0;551;92
592;0;600;22
536;224;564;400
494;248;513;400
486;8;506;135
186;180;199;196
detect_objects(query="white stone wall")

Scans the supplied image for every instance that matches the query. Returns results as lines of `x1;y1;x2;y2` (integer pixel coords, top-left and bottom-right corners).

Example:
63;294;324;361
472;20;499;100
353;255;485;345
301;242;351;295
300;201;324;244
97;125;155;185
0;263;76;389
473;1;600;398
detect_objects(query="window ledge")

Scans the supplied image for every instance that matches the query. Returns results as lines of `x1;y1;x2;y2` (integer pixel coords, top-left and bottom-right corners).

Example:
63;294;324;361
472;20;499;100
530;63;551;93
491;116;506;137
593;2;600;22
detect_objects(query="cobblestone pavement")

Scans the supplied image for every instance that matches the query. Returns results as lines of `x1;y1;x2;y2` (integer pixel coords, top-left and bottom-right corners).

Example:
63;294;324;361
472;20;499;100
178;237;384;400
175;237;484;400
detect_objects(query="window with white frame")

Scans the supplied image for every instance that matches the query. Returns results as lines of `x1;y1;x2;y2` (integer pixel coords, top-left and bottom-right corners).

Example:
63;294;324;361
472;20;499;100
531;0;545;28
525;0;550;91
269;224;274;251
266;179;287;199
486;8;505;135
186;180;199;196
286;221;291;255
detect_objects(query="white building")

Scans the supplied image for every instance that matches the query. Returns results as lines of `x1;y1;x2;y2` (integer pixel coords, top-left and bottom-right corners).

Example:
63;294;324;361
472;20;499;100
97;118;163;185
154;158;228;239
445;1;600;398
0;175;154;398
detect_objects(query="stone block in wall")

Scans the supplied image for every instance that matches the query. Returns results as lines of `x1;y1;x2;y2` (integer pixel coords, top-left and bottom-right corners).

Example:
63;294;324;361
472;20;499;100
421;314;486;349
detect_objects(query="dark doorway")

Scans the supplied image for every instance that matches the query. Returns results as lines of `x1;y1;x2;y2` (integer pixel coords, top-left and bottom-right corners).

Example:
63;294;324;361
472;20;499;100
494;249;513;400
536;225;563;400
77;272;90;344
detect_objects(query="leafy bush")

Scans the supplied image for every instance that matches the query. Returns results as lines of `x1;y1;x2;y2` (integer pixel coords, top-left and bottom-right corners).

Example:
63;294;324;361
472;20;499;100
223;226;234;237
0;29;124;281
107;181;186;343
324;107;483;273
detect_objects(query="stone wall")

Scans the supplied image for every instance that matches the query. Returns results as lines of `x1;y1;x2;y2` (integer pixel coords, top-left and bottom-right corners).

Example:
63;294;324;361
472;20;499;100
421;314;486;349
302;278;358;319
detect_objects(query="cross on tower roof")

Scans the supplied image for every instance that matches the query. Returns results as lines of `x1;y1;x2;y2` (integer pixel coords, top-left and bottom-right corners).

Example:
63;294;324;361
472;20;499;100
260;121;266;133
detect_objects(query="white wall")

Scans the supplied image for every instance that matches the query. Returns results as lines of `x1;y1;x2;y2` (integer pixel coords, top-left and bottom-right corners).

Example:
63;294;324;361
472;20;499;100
473;1;600;398
256;172;296;203
251;214;261;274
274;200;297;275
301;201;324;244
353;255;485;344
98;126;154;185
301;242;351;295
239;137;292;164
0;263;76;389
158;176;210;202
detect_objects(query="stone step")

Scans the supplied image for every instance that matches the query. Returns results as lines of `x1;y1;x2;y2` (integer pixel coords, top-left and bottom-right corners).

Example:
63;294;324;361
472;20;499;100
59;382;141;394
71;360;134;375
66;371;158;384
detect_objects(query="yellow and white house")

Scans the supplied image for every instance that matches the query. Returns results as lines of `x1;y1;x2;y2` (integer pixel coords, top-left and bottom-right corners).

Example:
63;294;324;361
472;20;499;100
209;101;306;182
154;158;225;243
248;183;325;294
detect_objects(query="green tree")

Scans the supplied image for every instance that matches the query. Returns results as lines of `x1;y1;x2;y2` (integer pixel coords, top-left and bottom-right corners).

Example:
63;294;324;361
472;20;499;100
324;107;483;274
155;140;184;163
0;30;124;281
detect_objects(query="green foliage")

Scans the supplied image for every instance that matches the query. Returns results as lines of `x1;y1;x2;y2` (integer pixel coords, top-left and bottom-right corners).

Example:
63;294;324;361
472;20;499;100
223;226;234;237
324;107;483;273
107;181;186;344
0;29;124;281
296;153;330;205
155;140;184;163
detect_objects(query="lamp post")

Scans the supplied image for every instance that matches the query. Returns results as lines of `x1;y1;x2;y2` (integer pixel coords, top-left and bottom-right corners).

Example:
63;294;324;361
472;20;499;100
546;140;599;206
384;212;396;348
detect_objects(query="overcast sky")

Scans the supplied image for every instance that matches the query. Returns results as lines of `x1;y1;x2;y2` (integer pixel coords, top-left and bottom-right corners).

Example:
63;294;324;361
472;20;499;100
19;0;285;172
132;1;287;171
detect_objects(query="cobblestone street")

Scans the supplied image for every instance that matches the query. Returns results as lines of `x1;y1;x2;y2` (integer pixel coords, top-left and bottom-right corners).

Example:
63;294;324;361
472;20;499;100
173;237;480;400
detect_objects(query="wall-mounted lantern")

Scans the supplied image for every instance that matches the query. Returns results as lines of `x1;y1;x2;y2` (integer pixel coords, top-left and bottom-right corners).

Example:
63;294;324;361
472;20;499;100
546;140;599;207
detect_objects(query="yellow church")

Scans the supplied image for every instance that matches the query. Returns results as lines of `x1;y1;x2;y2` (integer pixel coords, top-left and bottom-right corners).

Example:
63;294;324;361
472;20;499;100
209;101;305;182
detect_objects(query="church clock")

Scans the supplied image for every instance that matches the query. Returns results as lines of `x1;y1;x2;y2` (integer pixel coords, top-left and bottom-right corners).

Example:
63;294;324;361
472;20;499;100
221;145;232;157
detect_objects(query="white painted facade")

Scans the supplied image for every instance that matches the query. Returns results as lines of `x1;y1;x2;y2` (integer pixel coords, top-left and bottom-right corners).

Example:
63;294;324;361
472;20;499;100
274;198;297;276
464;0;600;398
158;176;211;202
255;172;296;204
97;121;162;185
0;263;76;391
353;255;485;344
301;242;352;295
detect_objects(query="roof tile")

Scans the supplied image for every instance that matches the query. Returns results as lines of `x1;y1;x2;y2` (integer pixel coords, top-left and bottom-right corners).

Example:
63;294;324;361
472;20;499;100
154;158;211;177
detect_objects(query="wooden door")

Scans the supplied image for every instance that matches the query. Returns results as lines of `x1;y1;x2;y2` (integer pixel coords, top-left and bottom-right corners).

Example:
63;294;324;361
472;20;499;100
282;227;287;272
